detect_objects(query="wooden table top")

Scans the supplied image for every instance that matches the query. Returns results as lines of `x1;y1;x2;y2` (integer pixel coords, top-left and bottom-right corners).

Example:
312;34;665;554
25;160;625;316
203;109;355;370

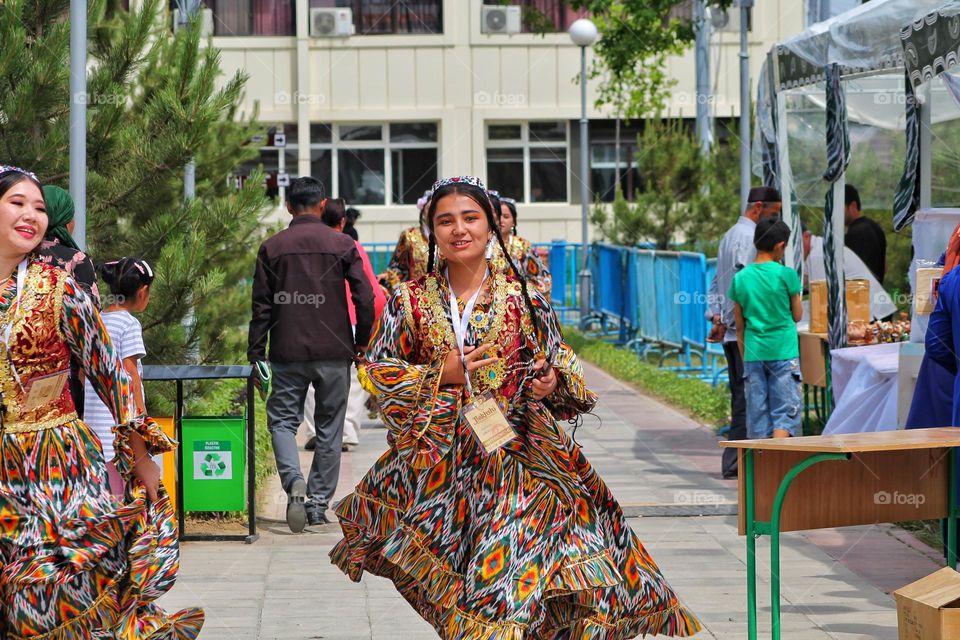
719;428;960;453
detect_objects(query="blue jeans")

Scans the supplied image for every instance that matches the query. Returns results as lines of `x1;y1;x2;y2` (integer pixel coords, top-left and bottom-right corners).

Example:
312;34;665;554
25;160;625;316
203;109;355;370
744;358;801;439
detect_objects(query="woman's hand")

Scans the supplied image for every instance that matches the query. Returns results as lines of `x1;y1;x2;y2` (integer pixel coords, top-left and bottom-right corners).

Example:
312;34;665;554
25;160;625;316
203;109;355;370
129;430;160;502
439;343;499;386
134;456;161;502
530;358;558;400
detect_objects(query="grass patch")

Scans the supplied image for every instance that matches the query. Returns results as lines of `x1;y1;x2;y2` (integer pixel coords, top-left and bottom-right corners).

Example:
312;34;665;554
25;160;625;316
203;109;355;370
565;329;728;428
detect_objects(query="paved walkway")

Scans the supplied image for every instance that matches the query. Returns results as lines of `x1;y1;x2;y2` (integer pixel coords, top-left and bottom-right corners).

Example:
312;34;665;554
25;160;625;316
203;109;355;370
157;363;943;639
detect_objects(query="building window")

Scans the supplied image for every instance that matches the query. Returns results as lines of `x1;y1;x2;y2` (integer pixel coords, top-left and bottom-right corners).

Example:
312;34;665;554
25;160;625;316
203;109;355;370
486;122;568;203
669;0;751;31
482;0;584;33
309;0;442;34
588;120;643;203
336;123;438;205
233;124;296;200
590;143;642;203
236;123;438;205
209;0;294;35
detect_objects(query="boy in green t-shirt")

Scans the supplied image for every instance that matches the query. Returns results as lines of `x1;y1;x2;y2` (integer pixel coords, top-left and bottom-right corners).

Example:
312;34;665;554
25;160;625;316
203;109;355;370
728;218;803;439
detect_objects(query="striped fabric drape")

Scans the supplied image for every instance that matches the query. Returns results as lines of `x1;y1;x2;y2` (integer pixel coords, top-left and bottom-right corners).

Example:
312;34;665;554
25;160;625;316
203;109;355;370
758;58;780;187
822;63;849;350
893;71;921;231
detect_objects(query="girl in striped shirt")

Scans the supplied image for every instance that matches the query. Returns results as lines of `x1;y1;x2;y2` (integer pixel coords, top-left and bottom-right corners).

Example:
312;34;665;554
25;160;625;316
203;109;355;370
84;257;155;495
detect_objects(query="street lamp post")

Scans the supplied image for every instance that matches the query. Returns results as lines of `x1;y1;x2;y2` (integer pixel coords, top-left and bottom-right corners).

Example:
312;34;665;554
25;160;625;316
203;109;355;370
568;18;597;323
69;0;87;251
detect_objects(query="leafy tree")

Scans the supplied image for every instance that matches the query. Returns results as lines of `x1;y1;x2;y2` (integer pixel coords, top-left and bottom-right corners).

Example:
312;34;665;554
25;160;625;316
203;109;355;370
590;118;739;251
0;0;269;366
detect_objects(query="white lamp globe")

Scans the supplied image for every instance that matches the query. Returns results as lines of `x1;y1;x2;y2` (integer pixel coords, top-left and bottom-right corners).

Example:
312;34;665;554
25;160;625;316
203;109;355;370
568;18;598;47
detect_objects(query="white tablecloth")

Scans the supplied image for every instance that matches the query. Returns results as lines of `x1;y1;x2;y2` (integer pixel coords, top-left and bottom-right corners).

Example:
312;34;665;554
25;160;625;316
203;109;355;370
822;343;900;435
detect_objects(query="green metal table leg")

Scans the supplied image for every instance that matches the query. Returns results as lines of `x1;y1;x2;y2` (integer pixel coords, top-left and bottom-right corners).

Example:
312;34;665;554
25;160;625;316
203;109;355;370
756;452;850;640
745;449;757;640
950;448;958;570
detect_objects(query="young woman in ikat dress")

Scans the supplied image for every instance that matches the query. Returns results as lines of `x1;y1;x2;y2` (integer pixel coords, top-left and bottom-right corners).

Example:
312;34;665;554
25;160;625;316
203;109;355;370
496;197;552;298
331;175;701;639
0;166;203;639
379;191;433;294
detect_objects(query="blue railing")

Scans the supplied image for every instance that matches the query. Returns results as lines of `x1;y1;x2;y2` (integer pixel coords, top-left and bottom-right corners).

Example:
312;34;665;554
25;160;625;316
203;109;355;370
360;239;724;385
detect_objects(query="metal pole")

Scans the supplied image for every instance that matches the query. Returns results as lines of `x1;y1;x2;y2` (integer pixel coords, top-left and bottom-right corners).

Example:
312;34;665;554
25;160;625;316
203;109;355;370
695;0;712;154
738;0;753;210
69;0;87;252
578;45;592;319
184;160;195;201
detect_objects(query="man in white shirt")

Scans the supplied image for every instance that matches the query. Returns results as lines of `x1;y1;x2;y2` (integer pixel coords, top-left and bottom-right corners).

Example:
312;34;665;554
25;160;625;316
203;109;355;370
803;228;896;320
707;186;782;479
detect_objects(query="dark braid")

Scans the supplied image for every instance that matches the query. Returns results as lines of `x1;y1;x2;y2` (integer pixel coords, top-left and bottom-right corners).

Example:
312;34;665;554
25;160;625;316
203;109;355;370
426;183;547;353
426;229;437;274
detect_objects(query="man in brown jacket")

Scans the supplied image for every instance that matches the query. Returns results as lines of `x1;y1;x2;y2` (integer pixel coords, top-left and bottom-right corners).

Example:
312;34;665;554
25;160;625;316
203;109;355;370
248;176;374;532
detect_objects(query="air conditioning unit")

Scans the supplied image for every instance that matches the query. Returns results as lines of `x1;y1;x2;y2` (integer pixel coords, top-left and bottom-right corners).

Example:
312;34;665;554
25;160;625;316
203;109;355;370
708;6;743;33
310;8;355;38
172;8;214;37
481;5;522;35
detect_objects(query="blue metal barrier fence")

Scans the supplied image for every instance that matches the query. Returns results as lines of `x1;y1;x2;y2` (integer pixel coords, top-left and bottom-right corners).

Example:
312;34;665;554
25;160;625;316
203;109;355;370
360;239;723;385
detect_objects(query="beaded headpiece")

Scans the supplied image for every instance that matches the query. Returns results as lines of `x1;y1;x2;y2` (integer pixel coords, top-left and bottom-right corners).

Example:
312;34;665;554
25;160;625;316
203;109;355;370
0;165;40;183
501;197;516;205
431;175;486;192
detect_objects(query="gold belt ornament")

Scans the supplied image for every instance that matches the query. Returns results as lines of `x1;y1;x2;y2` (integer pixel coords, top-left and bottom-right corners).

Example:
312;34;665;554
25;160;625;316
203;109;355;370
2;411;79;434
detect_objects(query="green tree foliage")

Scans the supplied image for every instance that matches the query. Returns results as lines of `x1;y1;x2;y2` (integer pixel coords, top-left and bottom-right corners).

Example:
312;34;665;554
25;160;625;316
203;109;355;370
0;0;269;366
590;119;740;250
566;0;733;119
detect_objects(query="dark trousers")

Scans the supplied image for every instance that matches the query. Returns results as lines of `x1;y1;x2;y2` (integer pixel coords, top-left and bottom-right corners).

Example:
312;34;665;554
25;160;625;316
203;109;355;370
722;341;747;477
267;360;350;515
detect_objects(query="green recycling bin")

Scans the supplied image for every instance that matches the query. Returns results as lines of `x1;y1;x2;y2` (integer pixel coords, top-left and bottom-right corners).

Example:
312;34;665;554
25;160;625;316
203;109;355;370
182;416;247;512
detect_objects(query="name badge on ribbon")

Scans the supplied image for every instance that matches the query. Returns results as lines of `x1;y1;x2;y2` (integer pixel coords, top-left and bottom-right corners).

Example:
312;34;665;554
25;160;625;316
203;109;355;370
463;391;516;454
23;369;69;412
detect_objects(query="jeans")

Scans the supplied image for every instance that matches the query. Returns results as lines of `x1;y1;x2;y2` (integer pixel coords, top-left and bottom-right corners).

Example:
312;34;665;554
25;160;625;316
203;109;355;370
744;358;801;439
721;341;747;476
267;360;350;516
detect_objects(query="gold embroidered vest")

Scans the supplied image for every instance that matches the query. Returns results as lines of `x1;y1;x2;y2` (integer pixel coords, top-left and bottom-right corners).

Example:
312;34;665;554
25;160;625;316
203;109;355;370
0;262;76;433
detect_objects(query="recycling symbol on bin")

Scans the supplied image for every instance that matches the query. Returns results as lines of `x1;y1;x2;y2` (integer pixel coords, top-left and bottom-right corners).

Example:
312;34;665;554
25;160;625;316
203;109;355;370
201;452;227;477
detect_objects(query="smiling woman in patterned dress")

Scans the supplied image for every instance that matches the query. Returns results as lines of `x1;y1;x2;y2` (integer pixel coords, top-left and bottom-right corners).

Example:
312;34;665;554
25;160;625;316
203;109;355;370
331;175;701;639
0;166;203;639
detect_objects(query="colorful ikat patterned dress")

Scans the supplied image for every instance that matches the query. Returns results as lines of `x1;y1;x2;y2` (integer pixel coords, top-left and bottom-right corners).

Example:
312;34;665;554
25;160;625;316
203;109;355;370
381;227;430;293
331;261;700;638
0;260;203;639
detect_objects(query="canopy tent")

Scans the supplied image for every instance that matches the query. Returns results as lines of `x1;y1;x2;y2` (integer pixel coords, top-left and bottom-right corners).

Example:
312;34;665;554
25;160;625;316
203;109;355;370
755;0;960;351
902;0;960;88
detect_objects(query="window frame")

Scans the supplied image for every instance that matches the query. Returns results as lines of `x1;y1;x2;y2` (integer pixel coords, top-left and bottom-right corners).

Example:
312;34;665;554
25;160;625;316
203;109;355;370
333;123;438;205
485;121;570;204
244;122;439;206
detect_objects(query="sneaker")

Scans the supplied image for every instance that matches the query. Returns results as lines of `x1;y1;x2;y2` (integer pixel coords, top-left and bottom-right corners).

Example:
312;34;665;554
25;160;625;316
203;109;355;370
304;436;316;451
286;479;307;533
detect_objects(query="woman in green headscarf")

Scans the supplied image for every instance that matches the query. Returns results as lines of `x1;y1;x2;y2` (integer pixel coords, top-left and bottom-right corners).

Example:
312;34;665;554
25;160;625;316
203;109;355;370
37;185;99;301
38;185;100;418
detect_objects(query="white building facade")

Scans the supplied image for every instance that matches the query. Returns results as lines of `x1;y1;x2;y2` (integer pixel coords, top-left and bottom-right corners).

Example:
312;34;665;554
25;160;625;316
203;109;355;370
208;0;806;243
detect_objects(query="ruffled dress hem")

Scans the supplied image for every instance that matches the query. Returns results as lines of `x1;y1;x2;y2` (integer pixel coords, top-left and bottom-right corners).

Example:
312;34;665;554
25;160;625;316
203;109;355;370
331;491;700;638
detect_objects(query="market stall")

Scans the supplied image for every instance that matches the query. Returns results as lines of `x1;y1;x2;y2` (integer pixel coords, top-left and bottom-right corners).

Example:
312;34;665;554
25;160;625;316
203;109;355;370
755;0;960;432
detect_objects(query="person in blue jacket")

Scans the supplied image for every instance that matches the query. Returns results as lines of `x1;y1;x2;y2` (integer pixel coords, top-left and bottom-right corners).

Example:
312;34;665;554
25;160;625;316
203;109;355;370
924;257;960;562
908;251;955;429
926;267;960;426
